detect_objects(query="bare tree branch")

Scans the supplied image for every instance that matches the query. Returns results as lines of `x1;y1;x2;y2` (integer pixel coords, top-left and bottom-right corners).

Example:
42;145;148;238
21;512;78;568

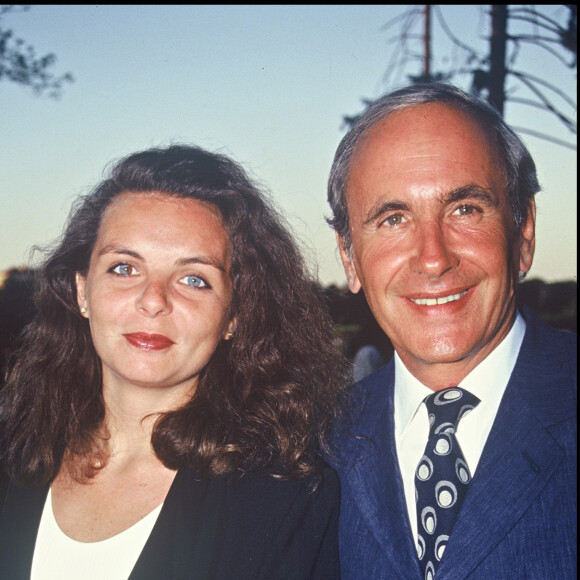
433;5;481;58
345;6;576;151
508;6;570;34
510;36;576;67
510;126;577;150
509;68;577;111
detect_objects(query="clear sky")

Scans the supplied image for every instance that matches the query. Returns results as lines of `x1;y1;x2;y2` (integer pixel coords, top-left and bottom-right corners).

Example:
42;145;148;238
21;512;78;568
1;5;576;286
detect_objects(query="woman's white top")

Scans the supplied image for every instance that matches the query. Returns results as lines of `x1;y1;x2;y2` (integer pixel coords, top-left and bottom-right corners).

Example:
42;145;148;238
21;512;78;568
31;488;162;580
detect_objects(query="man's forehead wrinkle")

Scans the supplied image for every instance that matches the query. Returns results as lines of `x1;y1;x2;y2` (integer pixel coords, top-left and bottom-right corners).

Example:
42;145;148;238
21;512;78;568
352;143;484;181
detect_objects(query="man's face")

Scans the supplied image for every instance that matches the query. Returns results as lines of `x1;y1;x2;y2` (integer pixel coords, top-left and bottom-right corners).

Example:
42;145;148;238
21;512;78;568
339;103;535;388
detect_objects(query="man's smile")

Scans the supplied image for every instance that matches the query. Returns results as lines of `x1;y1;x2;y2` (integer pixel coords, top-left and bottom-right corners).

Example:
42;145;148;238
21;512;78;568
409;290;468;306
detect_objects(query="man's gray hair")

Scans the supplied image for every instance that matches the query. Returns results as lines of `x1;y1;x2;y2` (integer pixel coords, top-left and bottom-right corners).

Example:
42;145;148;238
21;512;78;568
327;82;540;251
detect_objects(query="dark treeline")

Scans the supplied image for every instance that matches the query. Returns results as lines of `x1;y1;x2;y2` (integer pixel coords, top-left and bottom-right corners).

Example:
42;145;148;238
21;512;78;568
0;268;36;383
0;267;577;385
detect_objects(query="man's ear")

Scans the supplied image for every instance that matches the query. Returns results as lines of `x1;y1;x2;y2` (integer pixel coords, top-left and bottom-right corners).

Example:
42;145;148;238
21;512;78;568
337;233;362;294
75;272;89;318
519;199;536;276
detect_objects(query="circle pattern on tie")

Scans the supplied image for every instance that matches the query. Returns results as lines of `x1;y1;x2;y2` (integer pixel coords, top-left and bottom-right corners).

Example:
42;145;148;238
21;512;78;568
435;481;458;508
434;421;455;434
417;535;426;560
421;506;437;534
415;387;480;579
434;433;453;455
456;458;471;484
434;535;449;561
417;456;434;481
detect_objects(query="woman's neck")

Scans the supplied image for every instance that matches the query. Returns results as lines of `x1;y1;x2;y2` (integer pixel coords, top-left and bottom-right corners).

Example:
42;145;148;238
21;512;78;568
100;376;195;451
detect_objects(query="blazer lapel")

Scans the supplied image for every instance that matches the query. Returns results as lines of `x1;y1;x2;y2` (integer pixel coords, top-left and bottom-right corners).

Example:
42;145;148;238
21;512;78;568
436;315;575;580
345;364;423;579
129;467;205;580
130;467;224;580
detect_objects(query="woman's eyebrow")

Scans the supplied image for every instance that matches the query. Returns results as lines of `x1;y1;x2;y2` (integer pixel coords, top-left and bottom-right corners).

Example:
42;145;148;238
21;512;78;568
176;256;226;272
97;244;142;259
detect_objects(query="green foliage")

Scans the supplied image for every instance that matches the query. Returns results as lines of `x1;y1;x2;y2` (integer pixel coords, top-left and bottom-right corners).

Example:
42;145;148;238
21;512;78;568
0;5;73;98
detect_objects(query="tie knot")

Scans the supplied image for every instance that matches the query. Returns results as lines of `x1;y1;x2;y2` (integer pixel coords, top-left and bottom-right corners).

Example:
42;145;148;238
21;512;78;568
424;387;480;435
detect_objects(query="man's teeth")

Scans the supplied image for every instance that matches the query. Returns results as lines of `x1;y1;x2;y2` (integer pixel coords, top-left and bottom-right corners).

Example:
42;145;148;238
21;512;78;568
411;291;467;306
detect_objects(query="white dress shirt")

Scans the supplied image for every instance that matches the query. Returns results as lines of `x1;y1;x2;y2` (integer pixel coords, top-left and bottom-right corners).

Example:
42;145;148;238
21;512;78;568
394;312;526;543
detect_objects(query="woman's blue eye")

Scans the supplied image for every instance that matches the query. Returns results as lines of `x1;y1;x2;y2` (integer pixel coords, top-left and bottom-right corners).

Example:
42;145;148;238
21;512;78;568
179;275;208;288
111;263;139;276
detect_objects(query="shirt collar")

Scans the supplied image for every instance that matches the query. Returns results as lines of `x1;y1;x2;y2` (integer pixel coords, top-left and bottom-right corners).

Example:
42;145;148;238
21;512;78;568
394;311;526;440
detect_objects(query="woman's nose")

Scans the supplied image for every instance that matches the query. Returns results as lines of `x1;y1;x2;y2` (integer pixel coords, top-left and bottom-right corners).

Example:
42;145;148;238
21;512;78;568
136;279;172;316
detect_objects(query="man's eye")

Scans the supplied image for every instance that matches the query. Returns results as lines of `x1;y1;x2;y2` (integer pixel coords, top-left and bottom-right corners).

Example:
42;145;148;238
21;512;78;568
455;205;477;216
110;263;139;276
179;275;208;289
383;214;404;226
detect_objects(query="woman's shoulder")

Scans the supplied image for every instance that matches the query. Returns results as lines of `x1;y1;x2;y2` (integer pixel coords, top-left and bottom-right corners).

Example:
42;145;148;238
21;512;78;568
174;462;340;520
230;463;340;502
159;464;340;578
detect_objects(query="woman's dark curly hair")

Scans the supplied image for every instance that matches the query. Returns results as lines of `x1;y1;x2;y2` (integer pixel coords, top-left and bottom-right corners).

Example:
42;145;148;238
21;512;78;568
0;144;348;486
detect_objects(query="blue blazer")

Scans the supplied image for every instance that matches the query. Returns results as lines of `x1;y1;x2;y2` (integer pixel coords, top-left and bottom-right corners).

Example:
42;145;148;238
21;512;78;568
333;310;577;579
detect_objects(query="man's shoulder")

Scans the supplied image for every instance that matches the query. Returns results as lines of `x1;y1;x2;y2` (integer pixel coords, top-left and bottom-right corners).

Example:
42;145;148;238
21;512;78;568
522;308;577;368
517;308;577;418
348;360;395;418
331;360;395;458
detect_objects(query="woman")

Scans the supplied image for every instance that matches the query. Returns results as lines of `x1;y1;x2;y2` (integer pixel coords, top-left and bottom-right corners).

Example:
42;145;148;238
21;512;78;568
0;145;347;579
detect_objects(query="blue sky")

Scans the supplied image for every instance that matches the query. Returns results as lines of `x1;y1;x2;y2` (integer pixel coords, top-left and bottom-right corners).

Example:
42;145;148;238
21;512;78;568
1;5;576;285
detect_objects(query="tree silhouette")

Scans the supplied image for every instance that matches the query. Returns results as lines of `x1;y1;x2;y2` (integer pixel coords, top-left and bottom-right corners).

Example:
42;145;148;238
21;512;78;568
344;5;576;151
0;5;73;97
0;267;36;385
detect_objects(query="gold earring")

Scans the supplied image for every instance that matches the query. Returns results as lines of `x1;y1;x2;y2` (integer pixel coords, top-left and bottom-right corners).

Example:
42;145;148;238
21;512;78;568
224;331;234;340
80;307;87;314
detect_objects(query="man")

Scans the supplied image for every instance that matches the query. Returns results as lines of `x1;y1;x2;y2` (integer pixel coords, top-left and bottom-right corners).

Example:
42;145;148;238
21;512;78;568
327;83;576;579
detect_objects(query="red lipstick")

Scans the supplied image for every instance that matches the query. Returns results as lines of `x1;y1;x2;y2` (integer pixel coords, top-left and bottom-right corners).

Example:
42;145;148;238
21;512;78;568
123;333;175;351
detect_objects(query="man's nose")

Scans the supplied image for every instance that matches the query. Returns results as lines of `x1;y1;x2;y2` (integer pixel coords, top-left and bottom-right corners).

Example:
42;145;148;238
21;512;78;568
410;222;458;278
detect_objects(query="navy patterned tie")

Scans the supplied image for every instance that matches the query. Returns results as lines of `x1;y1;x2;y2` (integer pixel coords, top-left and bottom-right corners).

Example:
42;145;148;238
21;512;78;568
415;387;480;579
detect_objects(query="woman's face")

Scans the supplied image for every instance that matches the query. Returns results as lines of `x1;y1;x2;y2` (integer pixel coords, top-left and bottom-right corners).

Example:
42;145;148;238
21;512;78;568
76;192;234;400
